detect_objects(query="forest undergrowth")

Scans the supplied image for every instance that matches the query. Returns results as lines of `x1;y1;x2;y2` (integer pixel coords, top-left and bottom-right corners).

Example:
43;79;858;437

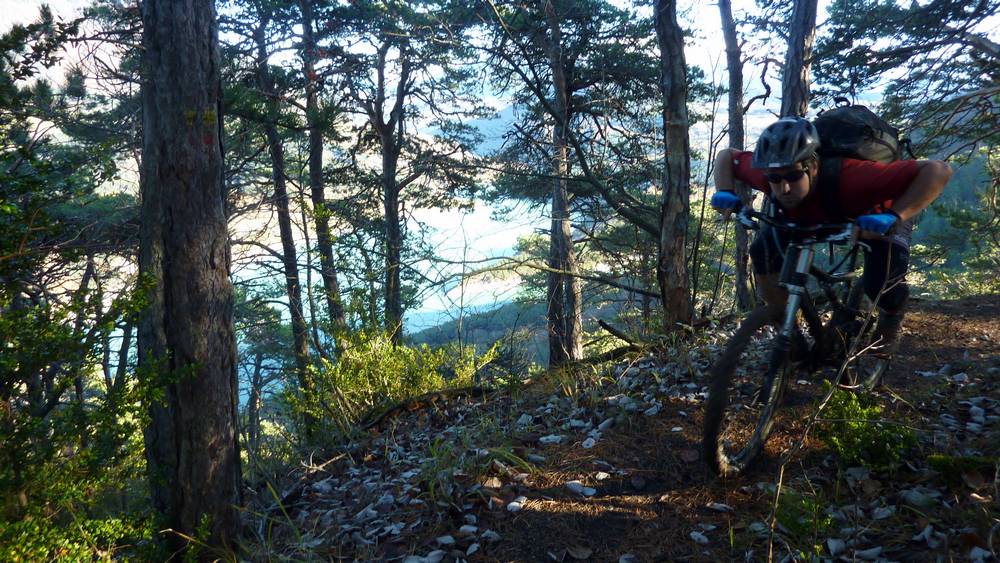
248;295;1000;562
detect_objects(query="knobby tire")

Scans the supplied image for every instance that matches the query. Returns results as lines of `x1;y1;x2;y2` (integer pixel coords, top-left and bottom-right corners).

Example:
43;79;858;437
703;306;793;477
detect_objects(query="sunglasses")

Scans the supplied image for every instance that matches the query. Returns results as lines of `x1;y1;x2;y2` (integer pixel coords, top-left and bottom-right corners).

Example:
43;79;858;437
765;169;807;184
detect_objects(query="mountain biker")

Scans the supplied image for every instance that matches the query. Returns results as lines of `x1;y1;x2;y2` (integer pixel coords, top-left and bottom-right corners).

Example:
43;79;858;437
710;117;951;357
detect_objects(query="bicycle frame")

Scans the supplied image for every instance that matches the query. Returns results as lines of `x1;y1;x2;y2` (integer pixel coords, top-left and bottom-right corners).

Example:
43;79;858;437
735;207;863;402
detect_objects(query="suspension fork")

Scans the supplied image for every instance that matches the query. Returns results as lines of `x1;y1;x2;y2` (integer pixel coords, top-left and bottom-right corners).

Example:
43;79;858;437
758;244;814;403
778;244;814;339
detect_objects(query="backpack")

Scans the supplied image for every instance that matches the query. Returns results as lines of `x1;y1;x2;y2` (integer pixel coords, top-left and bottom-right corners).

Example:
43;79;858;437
811;98;910;220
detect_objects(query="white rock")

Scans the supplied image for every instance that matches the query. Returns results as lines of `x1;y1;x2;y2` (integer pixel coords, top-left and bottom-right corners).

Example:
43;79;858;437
516;413;533;427
826;538;847;556
481;529;501;542
619;555;637;563
643;405;660;417
539;434;564;445
969;546;991;562
689;531;709;545
312;478;334;494
707;502;734;513
900;488;934;507
463;514;477;525
506;496;527;512
598;418;616;431
354;504;378;523
872;505;895;519
565;480;586;494
582;437;597;449
970;406;987;423
595;471;611;481
671;427;683;432
435;535;455;546
854;546;882;560
466;543;480;556
952;372;969;383
458;525;477;535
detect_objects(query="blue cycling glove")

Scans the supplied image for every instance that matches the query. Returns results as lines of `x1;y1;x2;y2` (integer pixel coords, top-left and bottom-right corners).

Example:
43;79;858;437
856;212;899;235
711;191;741;211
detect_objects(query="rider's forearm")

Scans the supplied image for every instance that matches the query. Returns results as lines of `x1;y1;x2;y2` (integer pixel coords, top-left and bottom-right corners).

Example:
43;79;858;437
714;148;737;192
889;160;951;221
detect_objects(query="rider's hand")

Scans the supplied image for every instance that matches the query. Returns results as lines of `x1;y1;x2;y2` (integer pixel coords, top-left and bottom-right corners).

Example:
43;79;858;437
856;212;899;236
711;191;741;216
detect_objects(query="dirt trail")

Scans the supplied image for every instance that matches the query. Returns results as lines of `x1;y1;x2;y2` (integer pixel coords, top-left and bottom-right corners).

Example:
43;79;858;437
480;296;1000;562
258;296;1000;562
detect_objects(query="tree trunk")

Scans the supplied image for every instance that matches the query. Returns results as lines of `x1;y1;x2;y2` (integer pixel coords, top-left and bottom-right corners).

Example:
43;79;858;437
138;0;241;552
718;0;754;311
780;0;819;117
540;0;582;367
246;351;263;456
299;0;347;335
382;141;404;343
654;0;693;330
72;253;95;408
254;19;313;429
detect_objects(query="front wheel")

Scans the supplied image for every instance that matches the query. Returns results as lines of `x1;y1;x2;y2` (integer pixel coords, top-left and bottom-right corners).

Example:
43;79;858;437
703;307;797;477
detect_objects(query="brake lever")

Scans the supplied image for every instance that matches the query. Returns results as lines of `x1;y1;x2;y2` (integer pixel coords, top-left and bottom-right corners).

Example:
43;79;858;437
736;207;758;230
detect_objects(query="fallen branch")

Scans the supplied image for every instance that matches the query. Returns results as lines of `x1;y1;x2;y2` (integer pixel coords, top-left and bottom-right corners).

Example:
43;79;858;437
597;319;637;346
360;386;496;430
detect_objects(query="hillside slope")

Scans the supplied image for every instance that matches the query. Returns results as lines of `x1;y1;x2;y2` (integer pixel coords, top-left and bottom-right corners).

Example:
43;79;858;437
251;295;1000;562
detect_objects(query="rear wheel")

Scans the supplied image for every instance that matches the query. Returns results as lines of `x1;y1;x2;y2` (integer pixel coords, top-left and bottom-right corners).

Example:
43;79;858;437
703;307;797;477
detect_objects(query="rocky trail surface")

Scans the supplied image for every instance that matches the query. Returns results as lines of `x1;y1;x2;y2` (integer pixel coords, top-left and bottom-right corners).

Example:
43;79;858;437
250;295;1000;562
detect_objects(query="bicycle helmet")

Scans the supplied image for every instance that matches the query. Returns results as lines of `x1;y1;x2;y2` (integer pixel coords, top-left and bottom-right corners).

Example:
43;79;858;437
751;117;820;169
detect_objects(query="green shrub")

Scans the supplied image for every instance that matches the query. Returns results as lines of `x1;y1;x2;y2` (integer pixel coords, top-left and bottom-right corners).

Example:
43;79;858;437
289;330;497;438
775;486;832;543
817;384;916;472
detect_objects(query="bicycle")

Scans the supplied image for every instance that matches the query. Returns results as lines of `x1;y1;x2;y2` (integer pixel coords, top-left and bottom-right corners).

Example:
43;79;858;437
702;205;892;477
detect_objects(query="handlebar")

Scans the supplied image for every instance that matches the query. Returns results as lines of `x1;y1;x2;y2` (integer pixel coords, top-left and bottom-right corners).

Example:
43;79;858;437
730;204;856;245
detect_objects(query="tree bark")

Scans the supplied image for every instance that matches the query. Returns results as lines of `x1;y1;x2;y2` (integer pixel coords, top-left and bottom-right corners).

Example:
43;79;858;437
718;0;754;311
654;0;693;330
382;140;404;342
254;17;313;428
299;0;347;335
138;0;242;552
246;351;263;456
780;0;819;117
540;0;582;367
364;41;412;344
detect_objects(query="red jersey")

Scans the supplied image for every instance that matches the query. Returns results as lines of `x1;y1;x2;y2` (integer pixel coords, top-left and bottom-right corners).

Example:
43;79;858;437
730;151;920;224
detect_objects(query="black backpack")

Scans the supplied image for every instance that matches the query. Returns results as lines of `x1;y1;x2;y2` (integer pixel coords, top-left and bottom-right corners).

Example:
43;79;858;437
812;98;910;219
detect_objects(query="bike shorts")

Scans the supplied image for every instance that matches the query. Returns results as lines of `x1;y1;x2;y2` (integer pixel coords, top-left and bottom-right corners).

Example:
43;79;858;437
749;221;911;312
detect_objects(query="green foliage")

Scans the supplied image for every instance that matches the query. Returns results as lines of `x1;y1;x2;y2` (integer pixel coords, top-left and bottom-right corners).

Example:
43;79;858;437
817;384;916;472
0;514;152;562
289;331;497;440
775;487;833;543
